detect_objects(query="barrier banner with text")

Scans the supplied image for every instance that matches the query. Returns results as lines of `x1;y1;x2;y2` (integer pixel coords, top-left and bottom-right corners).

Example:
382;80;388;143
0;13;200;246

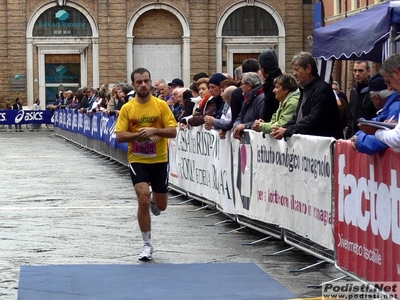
0;110;54;125
334;140;400;282
54;110;123;150
232;131;335;250
169;127;235;214
53;116;400;286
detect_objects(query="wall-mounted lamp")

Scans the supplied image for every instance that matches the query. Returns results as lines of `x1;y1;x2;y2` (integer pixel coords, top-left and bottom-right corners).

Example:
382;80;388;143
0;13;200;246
307;36;313;46
57;0;67;6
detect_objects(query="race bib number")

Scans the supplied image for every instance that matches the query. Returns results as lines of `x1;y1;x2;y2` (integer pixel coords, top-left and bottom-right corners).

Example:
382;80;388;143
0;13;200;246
132;141;157;157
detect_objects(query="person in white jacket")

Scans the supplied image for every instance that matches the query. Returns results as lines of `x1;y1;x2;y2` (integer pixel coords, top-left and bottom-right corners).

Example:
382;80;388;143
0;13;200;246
375;123;400;151
31;98;42;131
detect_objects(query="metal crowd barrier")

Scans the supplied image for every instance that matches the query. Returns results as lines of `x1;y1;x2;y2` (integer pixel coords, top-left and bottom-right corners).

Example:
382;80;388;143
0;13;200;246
53;122;400;294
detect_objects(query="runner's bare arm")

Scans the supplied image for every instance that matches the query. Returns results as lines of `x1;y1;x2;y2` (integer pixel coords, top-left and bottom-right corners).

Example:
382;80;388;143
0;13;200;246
116;131;141;143
137;126;177;139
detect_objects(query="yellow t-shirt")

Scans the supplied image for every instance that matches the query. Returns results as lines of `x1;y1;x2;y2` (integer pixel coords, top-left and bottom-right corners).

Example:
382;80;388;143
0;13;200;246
115;95;177;164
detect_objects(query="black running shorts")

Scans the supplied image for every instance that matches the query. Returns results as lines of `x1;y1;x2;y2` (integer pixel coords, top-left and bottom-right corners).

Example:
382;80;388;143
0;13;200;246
129;162;169;193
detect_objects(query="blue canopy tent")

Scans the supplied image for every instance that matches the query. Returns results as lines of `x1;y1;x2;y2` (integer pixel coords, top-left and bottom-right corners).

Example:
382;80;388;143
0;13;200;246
312;1;400;63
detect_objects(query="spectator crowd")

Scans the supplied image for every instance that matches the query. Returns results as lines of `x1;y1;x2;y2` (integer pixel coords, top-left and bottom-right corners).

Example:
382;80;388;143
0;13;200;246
49;50;400;154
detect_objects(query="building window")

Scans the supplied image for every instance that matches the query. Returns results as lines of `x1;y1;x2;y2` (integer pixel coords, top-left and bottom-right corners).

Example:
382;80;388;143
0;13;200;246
222;6;278;36
33;6;92;37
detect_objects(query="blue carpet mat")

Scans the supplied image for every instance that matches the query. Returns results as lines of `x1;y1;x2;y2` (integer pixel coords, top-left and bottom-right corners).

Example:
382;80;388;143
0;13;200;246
18;263;296;300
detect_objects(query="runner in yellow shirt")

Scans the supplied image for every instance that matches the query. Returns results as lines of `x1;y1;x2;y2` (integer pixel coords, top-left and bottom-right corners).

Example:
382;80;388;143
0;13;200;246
115;67;177;261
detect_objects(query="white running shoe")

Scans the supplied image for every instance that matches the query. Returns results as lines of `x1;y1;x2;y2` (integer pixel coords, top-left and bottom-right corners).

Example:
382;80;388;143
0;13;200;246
138;243;153;261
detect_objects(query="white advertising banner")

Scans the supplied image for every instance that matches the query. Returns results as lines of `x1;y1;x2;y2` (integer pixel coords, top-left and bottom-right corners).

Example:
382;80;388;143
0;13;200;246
169;127;235;214
232;131;335;250
168;138;180;187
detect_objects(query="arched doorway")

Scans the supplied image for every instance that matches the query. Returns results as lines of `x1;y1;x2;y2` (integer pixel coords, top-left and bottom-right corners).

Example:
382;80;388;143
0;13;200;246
26;2;98;108
127;3;190;86
216;1;286;76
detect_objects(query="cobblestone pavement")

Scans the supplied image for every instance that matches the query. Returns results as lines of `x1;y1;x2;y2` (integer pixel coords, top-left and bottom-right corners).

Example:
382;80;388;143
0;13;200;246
0;131;344;300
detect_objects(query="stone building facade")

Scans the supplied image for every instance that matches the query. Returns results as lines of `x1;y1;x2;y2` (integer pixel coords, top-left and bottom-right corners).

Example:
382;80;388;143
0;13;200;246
0;0;314;108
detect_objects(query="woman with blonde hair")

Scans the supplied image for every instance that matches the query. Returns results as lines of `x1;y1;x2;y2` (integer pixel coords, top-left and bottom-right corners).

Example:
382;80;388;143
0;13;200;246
107;83;123;115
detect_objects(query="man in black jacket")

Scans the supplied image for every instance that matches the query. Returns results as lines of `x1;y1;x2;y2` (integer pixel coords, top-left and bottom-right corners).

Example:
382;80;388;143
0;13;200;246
75;87;97;113
12;98;23;132
345;61;377;139
258;49;283;122
271;52;343;140
232;72;264;140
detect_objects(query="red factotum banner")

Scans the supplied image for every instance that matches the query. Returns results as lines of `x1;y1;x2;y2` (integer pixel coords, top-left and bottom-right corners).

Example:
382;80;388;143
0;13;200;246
334;140;400;282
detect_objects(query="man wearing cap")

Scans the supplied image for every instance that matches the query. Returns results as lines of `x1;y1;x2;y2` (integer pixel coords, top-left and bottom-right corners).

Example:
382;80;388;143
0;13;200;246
168;78;184;89
346;61;377;138
258;49;283;122
356;54;400;152
351;72;400;155
167;79;184;111
169;87;183;120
